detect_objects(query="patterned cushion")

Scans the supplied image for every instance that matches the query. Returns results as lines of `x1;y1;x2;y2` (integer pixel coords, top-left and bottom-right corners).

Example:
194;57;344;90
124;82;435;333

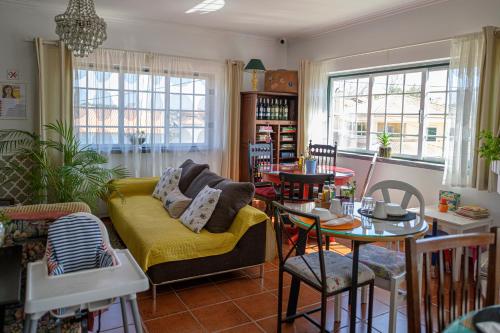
152;167;182;202
284;251;374;293
347;244;406;280
180;185;221;233
255;186;276;200
164;187;192;218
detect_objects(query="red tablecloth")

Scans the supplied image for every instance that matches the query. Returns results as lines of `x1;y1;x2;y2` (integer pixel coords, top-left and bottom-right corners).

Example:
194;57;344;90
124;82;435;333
260;164;355;187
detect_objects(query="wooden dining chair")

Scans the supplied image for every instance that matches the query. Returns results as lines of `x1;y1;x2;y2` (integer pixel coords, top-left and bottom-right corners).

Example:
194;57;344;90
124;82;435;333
308;140;338;168
405;228;500;333
248;142;276;214
347;180;426;333
272;201;375;333
279;172;335;203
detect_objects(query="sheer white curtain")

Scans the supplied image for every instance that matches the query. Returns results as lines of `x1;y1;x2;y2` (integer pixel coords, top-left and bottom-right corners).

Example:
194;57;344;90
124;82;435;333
443;33;484;187
73;49;226;177
299;60;330;150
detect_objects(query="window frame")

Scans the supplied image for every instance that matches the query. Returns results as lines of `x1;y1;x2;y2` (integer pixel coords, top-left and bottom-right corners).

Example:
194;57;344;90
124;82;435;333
327;61;451;164
73;67;214;152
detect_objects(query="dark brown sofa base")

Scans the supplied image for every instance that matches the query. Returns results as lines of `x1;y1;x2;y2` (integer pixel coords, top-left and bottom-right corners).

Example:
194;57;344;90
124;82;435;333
147;221;267;286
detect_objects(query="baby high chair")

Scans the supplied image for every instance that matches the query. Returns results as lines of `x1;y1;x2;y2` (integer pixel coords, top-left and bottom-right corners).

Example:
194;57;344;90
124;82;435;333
23;213;149;333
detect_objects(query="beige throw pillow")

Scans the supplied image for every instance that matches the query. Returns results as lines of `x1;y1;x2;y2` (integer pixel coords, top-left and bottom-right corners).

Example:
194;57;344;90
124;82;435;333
180;185;221;233
152;167;182;202
164;187;192;219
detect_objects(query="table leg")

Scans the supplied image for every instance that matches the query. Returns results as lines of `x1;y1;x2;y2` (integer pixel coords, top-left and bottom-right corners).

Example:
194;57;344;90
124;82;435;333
129;295;143;333
28;316;38;333
349;241;360;333
120;297;130;333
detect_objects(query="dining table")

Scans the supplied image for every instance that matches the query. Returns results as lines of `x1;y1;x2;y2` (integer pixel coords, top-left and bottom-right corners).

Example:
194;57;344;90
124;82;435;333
259;163;355;187
284;201;429;333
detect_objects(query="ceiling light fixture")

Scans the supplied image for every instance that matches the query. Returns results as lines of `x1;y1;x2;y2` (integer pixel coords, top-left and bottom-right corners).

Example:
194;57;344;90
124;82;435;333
186;0;225;14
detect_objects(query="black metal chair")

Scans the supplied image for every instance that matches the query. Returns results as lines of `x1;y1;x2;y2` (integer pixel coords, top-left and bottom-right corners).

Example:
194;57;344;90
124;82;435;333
273;201;375;333
248;142;276;214
309;140;338;168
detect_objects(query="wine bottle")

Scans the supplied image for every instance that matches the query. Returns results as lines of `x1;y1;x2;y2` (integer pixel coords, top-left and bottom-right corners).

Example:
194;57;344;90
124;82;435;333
256;98;261;120
266;98;271;120
278;99;283;120
284;99;288;120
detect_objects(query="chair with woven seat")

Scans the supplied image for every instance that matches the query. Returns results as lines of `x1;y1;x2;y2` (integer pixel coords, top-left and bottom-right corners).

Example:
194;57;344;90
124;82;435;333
273;201;375;332
347;180;425;333
248;142;276;214
308;140;338;168
405;228;499;333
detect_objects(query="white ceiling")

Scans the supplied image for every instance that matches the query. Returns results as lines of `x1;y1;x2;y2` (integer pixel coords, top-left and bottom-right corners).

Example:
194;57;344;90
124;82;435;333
22;0;446;38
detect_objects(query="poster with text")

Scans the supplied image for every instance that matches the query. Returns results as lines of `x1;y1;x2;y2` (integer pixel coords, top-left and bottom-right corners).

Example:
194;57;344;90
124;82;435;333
0;83;27;119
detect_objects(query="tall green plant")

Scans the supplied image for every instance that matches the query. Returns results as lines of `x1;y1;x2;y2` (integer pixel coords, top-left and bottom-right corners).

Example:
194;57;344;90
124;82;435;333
0;121;128;210
479;130;500;163
377;132;391;147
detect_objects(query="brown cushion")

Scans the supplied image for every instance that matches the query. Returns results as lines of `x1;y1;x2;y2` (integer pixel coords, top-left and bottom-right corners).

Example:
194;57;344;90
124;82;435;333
205;180;255;233
178;159;209;193
184;169;225;198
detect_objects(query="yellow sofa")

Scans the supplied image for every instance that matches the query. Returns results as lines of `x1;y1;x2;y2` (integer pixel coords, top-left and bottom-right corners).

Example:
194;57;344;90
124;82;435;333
108;177;270;290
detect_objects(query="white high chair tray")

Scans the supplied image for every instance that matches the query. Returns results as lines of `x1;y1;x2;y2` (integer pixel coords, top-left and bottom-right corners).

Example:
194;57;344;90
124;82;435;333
25;249;149;314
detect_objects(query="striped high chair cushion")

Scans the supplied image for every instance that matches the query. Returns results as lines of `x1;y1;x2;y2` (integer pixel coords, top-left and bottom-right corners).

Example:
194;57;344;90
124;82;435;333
46;213;115;276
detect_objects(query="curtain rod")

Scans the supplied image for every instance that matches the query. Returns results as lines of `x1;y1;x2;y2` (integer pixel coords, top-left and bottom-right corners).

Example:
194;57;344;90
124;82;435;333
24;39;226;64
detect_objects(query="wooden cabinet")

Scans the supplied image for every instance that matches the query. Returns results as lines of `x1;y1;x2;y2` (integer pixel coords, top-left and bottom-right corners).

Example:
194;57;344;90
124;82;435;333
239;91;299;181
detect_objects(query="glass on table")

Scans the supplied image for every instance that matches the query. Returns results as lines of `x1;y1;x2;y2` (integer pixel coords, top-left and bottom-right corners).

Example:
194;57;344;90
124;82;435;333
342;202;354;217
361;196;375;213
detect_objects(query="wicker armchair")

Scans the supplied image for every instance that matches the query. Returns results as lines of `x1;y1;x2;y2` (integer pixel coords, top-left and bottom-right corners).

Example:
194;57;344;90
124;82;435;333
1;202;91;333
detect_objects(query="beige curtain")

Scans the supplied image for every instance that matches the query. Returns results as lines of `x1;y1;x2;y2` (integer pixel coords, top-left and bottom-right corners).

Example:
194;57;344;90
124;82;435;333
473;26;500;191
221;60;244;180
297;60;310;154
34;38;73;139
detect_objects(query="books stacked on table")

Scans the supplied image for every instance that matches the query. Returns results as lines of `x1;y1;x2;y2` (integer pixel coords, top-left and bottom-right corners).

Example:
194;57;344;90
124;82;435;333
455;205;489;219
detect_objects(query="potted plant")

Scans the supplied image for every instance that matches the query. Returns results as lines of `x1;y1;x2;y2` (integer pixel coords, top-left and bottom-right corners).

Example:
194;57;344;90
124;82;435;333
340;180;357;203
479;130;500;173
0;121;128;211
304;148;317;174
378;132;392;158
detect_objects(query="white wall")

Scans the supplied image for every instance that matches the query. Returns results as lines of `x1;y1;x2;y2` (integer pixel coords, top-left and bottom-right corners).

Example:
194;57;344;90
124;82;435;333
287;0;500;222
0;1;287;132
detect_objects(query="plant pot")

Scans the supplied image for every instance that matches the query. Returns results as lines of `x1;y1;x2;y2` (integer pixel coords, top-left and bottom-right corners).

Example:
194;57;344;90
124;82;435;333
305;159;317;174
379;146;392;158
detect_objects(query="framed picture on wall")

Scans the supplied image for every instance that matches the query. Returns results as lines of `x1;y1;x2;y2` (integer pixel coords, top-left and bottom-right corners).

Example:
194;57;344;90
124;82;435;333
0;82;27;119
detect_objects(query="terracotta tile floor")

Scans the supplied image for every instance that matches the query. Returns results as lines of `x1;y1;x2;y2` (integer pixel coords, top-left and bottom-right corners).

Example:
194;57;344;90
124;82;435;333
89;242;416;333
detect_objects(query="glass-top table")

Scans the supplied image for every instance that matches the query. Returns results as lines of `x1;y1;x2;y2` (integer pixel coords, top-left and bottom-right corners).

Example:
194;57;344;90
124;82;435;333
283;201;429;333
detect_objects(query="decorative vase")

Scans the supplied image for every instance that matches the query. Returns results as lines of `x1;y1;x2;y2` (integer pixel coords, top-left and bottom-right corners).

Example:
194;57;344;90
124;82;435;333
305;159;317;174
379;146;392;158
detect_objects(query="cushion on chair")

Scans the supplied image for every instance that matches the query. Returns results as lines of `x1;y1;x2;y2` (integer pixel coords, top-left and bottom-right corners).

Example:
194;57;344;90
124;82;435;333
178;159;210;193
205;180;255;233
255;186;276;200
284;251;374;293
347;244;406;280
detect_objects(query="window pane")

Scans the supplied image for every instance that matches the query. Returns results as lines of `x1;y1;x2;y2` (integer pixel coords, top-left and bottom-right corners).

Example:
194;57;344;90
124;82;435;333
138;110;151;126
332;97;343;113
138;92;152;109
404;72;421;93
74;111;86;127
194;96;205;111
124;74;138;90
344;79;357;96
401;136;419;155
88;89;104;107
76;88;87;106
372;76;387;94
428;69;448;92
425;115;445;137
370;114;386;133
423;136;444;158
447;92;456;114
386;95;403;114
181;95;193;110
103;128;119;144
356;96;368;113
169;111;180;128
87;108;100;126
181;78;193;94
104;109;119;126
357;78;369;96
104;72;119;89
169;128;180;143
88;71;104;89
181;128;193;143
343;97;356;114
153;110;165;127
403;94;420;114
104;90;119;107
154;93;165;109
124;91;137;108
170;94;180;109
139;74;152;91
371;95;386;113
387;74;404;94
75;70;87;87
181;112;193;126
386;115;402;135
194;79;206;95
332;80;344;96
193;128;205;144
402;115;419;135
193;112;205;127
170;77;181;93
154;76;166;92
426;92;446;114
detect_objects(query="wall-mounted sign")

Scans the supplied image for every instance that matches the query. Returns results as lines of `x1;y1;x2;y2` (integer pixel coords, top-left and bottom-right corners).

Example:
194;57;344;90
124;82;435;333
0;82;27;119
6;70;18;80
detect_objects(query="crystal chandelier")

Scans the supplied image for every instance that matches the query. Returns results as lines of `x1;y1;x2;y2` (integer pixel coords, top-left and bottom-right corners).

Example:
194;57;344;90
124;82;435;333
55;0;107;58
